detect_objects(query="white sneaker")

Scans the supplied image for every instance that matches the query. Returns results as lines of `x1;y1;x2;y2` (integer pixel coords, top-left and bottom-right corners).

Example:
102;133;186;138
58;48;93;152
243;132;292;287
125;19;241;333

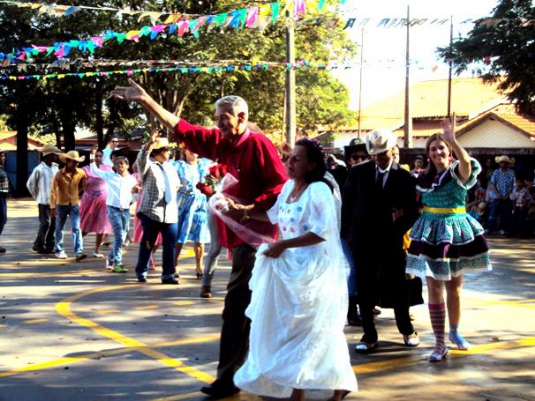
55;251;67;259
403;332;420;347
93;253;104;258
498;230;506;236
105;259;113;270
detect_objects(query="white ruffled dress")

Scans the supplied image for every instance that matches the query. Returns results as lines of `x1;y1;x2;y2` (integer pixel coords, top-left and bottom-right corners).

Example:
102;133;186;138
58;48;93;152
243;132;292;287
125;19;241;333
234;180;358;397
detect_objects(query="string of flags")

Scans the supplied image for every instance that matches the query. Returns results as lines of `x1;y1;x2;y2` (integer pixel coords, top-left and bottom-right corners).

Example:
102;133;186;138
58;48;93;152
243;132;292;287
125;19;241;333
0;1;292;65
0;0;499;67
0;57;466;82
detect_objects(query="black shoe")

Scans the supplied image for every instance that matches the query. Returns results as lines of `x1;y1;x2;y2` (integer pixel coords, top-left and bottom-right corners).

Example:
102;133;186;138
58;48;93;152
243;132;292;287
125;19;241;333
161;278;179;285
348;314;362;326
200;381;240;399
137;276;147;283
355;341;378;353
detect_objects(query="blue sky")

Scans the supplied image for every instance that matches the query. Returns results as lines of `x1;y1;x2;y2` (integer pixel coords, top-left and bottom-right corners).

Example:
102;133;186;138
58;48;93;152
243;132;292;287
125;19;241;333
334;0;499;109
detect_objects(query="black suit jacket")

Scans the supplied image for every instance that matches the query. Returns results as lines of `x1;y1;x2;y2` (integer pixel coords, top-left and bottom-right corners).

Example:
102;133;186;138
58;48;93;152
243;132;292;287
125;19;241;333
342;159;419;277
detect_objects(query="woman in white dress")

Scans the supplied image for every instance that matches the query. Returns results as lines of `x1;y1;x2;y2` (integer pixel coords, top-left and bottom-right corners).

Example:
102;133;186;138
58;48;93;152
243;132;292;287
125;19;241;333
234;138;357;401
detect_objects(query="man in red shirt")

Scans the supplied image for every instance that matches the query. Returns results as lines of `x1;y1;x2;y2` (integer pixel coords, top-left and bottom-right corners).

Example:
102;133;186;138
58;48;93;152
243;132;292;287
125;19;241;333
111;80;288;399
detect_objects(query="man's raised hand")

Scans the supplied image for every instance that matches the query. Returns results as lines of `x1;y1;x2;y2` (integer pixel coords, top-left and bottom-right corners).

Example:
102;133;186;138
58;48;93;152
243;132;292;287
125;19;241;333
110;79;147;102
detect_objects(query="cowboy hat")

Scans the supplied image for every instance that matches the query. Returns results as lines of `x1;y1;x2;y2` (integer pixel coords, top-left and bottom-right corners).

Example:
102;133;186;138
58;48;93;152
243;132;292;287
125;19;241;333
59;150;85;163
151;137;177;150
344;138;368;159
39;144;62;156
494;155;512;164
365;129;398;155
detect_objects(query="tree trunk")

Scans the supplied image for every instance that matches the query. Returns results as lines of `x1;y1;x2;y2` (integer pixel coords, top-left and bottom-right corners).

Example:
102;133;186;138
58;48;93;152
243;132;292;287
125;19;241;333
95;80;104;149
15;109;29;197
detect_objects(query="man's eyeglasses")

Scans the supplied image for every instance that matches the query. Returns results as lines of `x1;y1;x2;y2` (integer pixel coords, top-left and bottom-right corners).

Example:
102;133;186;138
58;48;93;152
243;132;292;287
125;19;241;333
351;154;365;161
112;140;118;143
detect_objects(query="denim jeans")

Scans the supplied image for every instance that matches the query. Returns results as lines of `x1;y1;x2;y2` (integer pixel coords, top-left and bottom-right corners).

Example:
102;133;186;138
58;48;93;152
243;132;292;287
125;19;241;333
55;204;83;255
487;199;512;233
107;206;130;266
135;213;178;279
201;208;222;287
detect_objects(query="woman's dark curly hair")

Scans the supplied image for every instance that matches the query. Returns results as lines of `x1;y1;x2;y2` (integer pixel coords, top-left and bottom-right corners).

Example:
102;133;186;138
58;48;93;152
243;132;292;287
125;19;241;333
294;138;332;190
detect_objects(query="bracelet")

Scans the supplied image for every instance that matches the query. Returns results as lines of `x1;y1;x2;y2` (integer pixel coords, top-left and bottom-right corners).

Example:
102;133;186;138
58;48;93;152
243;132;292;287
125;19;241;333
90;155;95;161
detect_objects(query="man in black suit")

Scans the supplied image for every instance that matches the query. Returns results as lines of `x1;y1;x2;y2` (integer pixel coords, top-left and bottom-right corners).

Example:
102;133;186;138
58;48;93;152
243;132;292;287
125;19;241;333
342;129;420;352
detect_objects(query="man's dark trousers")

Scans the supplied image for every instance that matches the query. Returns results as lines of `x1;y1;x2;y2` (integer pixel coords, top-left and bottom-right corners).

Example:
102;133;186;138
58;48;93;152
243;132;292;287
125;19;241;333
35;204;55;251
216;243;256;385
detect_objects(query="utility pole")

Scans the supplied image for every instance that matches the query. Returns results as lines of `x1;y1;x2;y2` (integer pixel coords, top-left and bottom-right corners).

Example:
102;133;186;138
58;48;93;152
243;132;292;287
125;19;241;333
285;10;296;147
357;28;365;139
403;5;412;148
447;15;453;118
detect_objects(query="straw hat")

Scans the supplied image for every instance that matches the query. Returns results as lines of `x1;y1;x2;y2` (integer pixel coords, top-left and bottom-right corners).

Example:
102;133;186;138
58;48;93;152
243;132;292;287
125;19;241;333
39;144;62;156
59;150;85;163
365;129;397;155
494;155;512;164
152;137;172;150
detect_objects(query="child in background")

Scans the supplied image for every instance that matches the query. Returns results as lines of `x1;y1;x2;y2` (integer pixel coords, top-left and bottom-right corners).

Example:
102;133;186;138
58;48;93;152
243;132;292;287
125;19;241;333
468;176;488;225
509;177;532;237
90;146;138;273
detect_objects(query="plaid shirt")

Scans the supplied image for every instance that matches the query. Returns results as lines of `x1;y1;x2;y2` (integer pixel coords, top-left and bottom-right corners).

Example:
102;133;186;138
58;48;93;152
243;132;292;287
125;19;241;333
510;187;532;209
136;146;179;223
26;162;58;205
0;166;9;194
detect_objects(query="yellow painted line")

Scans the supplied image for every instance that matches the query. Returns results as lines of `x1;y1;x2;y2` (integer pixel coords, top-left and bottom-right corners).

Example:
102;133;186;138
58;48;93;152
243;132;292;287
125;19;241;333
154;334;220;348
207;298;225;303
24;319;48;324
151;392;205;401
174;301;195;306
135;305;159;310
353;336;535;375
0;269;103;278
465;297;535;309
179;249;195;259
0;356;89;378
96;310;120;315
152;390;263;401
0;335;220;379
55;285;215;384
0;347;129;379
516;299;535;304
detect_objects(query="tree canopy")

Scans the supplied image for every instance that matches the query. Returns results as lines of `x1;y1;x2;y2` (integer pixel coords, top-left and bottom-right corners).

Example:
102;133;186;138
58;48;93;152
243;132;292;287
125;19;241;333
1;0;357;139
439;0;535;114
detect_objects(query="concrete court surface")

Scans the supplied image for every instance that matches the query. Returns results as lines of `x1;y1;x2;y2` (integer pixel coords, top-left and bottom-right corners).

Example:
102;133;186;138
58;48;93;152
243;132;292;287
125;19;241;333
0;199;534;401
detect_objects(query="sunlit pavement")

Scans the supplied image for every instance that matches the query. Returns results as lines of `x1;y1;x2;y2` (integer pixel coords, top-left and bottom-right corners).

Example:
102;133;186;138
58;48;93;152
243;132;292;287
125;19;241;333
0;199;534;401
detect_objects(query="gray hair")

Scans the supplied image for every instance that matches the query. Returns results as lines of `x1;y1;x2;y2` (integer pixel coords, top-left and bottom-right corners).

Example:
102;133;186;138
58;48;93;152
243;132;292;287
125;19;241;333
215;96;248;117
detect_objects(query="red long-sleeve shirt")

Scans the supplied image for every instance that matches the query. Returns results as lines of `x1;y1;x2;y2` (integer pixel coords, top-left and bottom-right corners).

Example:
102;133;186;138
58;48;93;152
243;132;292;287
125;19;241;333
174;119;288;249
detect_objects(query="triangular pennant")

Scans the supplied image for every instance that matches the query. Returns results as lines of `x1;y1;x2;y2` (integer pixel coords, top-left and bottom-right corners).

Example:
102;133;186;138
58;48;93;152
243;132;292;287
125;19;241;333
271;2;280;24
246;7;259;28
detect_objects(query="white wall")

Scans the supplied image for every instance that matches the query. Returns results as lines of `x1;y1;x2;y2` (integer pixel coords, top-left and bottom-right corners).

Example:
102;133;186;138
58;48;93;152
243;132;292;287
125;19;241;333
458;120;535;148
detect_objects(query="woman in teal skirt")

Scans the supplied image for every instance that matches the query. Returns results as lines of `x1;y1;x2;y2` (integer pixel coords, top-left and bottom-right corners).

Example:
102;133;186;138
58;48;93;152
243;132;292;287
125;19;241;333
406;117;492;362
174;149;211;280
